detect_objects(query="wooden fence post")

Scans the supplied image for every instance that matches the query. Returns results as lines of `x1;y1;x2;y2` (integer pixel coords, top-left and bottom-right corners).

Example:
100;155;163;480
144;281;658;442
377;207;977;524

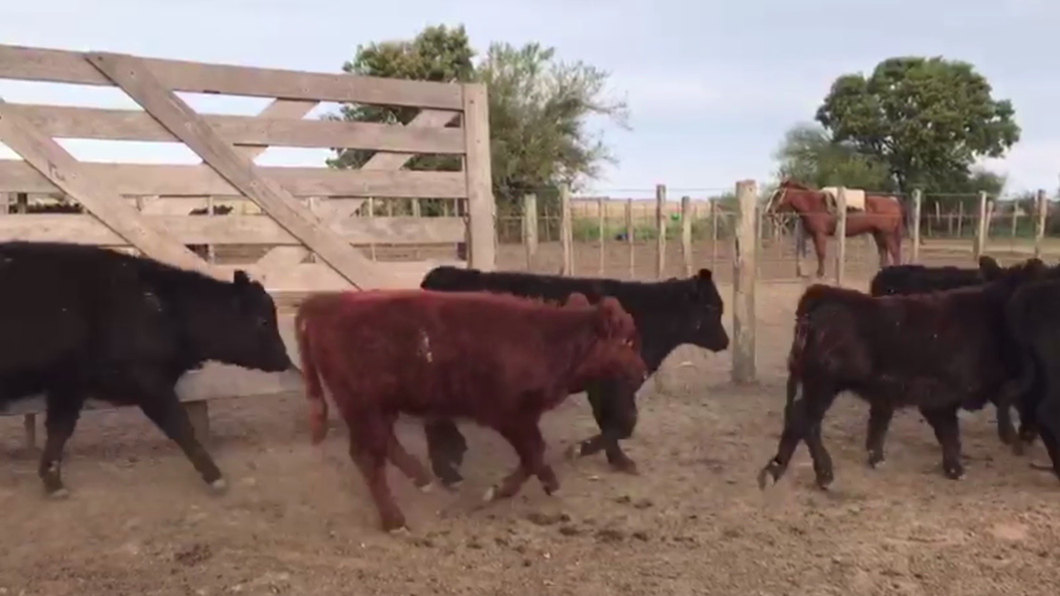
911;189;922;264
732;179;757;384
560;184;573;275
1035;189;1048;259
655;184;667;279
522;193;538;270
681;195;693;276
973;190;988;261
834;187;847;286
710;200;719;271
625;198;634;279
597;197;606;275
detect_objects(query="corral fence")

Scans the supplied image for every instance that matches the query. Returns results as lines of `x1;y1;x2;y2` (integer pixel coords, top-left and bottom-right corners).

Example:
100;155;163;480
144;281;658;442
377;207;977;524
0;42;494;447
497;182;1057;383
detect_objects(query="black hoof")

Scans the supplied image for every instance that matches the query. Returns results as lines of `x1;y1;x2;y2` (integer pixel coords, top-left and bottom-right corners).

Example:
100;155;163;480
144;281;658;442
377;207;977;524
814;468;835;490
757;461;782;490
943;463;965;480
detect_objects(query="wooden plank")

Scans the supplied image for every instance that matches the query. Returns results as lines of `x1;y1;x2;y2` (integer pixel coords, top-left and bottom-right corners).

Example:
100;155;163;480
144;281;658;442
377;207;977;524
834;187;847;286
680;195;693;276
87;51;387;289
560;184;573;275
0;363;306;417
6;103;465;154
237;99;317;159
1035;189;1047;259
0;160;467;199
252;108;455;268
973;190;988;261
0;99;216;277
731;180;757;384
461;84;495;272
625;198;634;278
597;197;606;275
655;184;666;279
216;259;464;293
0;45;464;110
0;213;467;245
523;193;538;269
911;189;922;264
360;109;460;170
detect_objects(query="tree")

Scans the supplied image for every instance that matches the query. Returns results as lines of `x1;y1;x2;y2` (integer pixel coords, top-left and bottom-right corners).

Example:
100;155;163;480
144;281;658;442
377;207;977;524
325;24;475;175
325;25;629;223
815;56;1021;194
476;41;629;215
773;123;892;192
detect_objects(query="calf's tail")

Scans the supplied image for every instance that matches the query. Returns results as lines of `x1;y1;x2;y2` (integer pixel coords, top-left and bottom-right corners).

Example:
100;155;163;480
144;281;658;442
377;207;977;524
784;313;813;418
294;306;329;445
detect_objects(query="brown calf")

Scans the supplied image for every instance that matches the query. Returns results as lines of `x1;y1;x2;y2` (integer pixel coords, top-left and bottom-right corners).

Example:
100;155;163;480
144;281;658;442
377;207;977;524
294;289;647;532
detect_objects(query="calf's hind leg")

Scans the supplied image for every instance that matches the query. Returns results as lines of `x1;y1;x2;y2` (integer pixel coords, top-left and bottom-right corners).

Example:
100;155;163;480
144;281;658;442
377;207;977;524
759;380;838;489
865;403;894;468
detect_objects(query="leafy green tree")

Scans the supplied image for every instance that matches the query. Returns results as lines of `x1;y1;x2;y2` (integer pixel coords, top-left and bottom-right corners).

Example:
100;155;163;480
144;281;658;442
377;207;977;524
815;56;1020;194
477;41;629;217
773;123;892;192
325;25;629;225
324;24;474;176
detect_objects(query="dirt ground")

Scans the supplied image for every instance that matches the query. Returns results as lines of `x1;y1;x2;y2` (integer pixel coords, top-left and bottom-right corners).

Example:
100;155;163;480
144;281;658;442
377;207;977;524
3;239;1060;596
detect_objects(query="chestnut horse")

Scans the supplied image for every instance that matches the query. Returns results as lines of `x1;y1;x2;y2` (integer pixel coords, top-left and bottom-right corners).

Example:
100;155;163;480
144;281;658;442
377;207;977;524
765;180;906;278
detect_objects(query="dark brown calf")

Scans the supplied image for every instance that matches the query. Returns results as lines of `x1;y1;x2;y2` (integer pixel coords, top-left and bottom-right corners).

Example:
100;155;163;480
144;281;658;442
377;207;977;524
294;289;647;532
759;257;1047;490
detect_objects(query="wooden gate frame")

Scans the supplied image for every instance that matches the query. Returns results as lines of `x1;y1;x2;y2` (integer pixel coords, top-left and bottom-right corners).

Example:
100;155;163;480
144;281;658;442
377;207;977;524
0;43;496;446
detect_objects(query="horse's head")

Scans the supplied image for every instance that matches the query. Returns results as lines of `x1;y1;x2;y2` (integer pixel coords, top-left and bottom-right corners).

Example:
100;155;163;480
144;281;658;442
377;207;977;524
765;179;806;214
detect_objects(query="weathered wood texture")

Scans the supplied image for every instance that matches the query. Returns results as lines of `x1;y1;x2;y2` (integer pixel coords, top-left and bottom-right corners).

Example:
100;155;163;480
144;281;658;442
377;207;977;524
0;43;495;440
731;180;757;384
0;43;495;294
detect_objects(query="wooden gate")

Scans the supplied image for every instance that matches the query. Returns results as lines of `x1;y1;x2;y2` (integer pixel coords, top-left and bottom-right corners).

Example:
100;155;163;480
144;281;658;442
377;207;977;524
0;43;495;291
0;43;495;446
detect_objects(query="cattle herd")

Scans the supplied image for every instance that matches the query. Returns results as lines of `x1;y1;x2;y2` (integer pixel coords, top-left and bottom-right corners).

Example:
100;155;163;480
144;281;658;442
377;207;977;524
4;240;1060;535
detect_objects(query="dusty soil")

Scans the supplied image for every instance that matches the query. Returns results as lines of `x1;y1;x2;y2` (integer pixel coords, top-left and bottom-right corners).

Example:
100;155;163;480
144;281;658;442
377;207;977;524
3;240;1060;596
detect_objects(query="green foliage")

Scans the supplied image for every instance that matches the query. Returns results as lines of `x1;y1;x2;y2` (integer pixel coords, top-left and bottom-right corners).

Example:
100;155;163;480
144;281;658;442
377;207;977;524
478;41;629;216
815;56;1020;193
325;24;628;221
773;123;893;192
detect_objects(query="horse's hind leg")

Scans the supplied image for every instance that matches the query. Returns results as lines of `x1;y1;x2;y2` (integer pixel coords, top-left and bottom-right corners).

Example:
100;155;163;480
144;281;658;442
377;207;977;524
871;231;890;270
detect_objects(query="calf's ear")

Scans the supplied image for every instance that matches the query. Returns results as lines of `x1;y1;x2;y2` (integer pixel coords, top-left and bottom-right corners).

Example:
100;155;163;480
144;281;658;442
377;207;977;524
978;256;1001;278
564;292;591;308
234;269;252;285
594;297;632;338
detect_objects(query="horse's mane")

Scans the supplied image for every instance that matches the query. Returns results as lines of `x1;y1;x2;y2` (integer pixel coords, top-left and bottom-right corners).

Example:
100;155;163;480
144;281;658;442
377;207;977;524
777;179;817;192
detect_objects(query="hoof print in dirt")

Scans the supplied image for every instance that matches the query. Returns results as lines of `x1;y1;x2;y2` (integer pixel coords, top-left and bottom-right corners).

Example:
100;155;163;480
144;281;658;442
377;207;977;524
526;511;568;526
595;528;625;543
558;525;581;537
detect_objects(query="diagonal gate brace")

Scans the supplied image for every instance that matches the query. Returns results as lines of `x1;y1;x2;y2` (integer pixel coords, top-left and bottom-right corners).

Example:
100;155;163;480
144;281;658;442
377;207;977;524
85;51;382;290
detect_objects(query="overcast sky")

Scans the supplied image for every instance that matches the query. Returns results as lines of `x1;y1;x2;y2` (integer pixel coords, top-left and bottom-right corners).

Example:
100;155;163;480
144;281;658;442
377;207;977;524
1;0;1056;198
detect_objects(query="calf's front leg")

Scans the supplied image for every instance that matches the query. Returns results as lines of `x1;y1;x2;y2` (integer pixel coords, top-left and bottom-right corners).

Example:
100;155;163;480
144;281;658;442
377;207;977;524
920;405;964;479
38;389;85;497
485;419;556;502
121;368;226;493
568;384;639;474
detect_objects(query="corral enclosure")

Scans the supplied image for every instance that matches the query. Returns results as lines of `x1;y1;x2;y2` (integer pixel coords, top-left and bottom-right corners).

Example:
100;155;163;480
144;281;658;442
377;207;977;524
3;43;1060;596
